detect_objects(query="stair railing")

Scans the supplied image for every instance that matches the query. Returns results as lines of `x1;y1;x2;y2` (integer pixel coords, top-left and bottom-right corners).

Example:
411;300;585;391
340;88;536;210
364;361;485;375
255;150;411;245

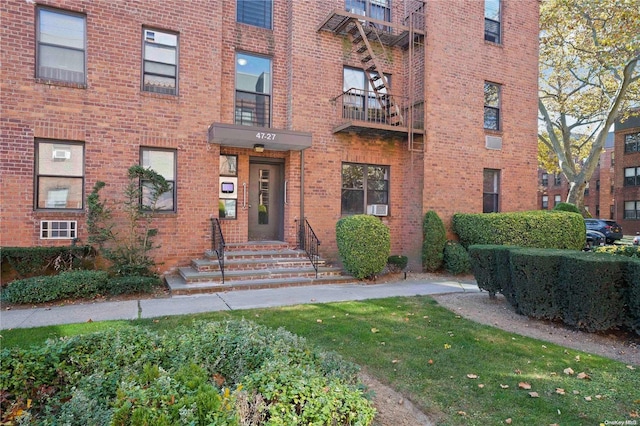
211;218;226;284
296;218;320;278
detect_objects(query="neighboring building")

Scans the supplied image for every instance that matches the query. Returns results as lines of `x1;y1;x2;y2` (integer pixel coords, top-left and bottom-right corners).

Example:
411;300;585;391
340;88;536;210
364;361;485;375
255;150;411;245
614;114;640;235
1;0;539;273
538;133;615;219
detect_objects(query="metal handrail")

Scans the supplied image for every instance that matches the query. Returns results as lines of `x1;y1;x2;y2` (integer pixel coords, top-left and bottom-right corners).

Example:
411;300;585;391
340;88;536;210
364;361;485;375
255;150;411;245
211;218;226;284
296;218;320;278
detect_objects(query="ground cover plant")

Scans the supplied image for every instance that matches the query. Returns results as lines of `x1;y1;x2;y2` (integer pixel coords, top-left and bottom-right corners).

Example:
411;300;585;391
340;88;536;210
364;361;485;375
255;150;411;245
3;297;637;425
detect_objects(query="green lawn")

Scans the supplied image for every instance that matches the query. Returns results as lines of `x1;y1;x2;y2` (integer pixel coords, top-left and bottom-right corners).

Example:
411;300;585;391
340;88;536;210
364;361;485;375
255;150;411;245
2;295;638;425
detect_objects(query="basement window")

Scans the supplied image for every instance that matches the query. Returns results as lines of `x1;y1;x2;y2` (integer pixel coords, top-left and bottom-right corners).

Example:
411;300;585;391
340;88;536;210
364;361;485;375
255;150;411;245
40;220;77;239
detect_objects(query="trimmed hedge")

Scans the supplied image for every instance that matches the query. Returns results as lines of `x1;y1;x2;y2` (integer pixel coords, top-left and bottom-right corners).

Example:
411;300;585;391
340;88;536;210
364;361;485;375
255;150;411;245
443;240;471;275
553;202;581;213
387;255;408;272
422;211;447;272
1;245;94;280
468;245;639;334
452;210;585;250
336;215;390;279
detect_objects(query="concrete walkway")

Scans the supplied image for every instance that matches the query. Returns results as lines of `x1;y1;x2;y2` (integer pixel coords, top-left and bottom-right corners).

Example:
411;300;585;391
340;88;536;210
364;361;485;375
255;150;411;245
0;277;479;330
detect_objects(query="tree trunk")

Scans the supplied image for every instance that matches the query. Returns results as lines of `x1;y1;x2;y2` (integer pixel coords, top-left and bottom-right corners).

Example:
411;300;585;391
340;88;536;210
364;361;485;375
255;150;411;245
566;180;587;216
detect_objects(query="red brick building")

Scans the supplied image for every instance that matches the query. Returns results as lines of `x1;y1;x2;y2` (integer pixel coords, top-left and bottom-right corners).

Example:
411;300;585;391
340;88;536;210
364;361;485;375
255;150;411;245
614;114;640;235
538;134;615;219
1;0;539;274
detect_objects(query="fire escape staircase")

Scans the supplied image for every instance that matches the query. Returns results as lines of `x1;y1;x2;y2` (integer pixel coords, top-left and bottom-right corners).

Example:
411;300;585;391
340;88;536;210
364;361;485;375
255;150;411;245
348;20;403;126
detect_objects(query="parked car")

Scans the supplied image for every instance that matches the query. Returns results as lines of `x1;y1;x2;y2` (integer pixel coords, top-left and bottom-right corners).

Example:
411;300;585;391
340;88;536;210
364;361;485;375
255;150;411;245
584;230;606;251
584;219;623;244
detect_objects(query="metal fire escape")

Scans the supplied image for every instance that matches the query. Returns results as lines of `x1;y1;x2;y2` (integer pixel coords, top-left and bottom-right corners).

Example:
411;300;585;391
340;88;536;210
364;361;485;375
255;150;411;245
318;2;425;152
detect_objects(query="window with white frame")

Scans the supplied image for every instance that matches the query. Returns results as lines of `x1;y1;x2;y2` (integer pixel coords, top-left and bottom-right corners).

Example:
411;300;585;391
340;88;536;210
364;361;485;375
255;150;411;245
237;0;272;29
143;29;178;95
36;140;84;210
36;7;86;84
484;82;501;130
484;0;501;43
482;169;500;213
554;194;561;206
625;167;640;186
624;201;640;219
341;163;389;215
624;132;640;153
542;195;548;209
141;148;176;211
541;173;548;186
235;53;271;127
345;0;391;22
41;220;77;239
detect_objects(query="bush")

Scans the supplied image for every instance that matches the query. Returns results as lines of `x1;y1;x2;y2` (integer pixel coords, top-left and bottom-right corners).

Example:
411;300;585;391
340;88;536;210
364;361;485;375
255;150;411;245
467;245;513;299
443;241;471;275
387;255;408;272
336;215;390;279
553;202;581;214
105;275;163;295
0;320;374;425
1;245;94;281
593;245;640;258
452;210;585;250
627;259;640;334
422;211;447;272
0;270;109;304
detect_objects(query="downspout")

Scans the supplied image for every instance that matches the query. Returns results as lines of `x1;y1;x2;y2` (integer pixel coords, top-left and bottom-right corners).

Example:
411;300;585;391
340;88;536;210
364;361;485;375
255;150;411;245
300;149;305;222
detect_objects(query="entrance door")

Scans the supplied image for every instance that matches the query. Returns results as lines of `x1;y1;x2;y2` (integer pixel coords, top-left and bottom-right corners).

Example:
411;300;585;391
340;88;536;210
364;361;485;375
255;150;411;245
248;161;284;241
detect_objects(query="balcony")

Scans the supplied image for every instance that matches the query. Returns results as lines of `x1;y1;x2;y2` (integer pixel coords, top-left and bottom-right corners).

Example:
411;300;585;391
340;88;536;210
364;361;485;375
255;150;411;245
330;88;424;137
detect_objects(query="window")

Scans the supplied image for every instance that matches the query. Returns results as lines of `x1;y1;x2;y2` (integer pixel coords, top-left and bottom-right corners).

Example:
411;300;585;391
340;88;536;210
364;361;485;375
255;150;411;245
554;174;562;185
341;163;389;215
611;152;615;166
541;173;548;186
482;169;500;213
484;0;501;43
624;201;640;219
624;132;640;153
345;0;391;23
595;205;600;217
484;82;501;130
237;0;272;29
554;195;561;206
596;179;600;191
235;53;271;127
41;220;77;239
584;182;589;196
36;8;86;84
343;67;391;123
141;148;176;211
542;195;549;209
36;141;84;210
624;167;640;186
143;29;178;95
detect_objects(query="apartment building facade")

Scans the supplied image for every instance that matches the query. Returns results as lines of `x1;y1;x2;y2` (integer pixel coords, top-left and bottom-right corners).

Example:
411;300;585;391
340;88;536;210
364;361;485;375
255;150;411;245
615;114;640;235
1;0;539;273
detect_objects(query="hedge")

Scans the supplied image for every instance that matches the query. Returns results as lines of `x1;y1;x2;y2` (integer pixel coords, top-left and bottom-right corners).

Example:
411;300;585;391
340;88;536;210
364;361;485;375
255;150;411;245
336;215;390;279
422;211;447;272
468;245;639;334
453;210;585;250
1;245;94;280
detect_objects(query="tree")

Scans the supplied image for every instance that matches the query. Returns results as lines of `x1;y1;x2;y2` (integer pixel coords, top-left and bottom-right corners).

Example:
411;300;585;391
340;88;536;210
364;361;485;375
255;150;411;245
538;0;639;213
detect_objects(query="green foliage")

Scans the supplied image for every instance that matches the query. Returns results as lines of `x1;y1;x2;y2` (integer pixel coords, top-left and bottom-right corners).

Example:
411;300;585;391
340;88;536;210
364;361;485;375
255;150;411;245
1;246;93;280
468;245;638;333
336;215;390;279
0;270;110;304
422;210;447;272
627;259;640;334
442;241;471;275
553;202;581;214
452;210;585;250
0;320;372;425
387;255;408;272
104;275;163;295
593;244;640;258
87;165;170;277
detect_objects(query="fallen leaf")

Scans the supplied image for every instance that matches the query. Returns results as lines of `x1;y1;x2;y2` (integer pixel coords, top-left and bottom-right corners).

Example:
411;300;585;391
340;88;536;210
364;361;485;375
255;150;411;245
556;388;566;395
86;318;93;323
428;359;434;365
391;359;400;363
467;374;478;379
627;365;636;370
371;328;379;333
518;382;532;390
457;411;467;416
575;355;581;362
584;396;592;401
478;384;485;388
576;372;591;380
500;384;509;389
505;418;512;424
529;391;539;398
514;369;522;375
563;367;574;375
573;390;580;395
444;343;451;349
595;394;603;399
316;319;322;323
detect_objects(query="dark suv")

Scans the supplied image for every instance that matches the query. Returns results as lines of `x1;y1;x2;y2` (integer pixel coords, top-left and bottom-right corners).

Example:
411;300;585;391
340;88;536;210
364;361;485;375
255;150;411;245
584;219;623;244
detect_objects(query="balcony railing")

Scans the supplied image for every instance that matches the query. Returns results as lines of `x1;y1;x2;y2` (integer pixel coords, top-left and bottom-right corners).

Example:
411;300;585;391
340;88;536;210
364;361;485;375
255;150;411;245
331;88;424;136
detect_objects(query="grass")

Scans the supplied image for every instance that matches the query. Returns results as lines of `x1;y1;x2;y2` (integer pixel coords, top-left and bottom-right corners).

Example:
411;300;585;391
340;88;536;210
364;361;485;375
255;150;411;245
2;295;638;425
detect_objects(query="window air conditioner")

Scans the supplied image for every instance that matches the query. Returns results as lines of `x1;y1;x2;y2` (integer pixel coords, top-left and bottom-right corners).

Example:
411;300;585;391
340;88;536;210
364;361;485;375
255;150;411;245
367;204;388;216
52;149;71;160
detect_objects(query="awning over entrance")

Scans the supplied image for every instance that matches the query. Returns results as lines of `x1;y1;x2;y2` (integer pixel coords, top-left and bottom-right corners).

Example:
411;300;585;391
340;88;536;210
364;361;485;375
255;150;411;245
208;123;312;151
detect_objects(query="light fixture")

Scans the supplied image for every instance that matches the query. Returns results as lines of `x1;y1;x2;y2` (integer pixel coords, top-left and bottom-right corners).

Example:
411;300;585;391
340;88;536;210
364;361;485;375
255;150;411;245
253;144;265;153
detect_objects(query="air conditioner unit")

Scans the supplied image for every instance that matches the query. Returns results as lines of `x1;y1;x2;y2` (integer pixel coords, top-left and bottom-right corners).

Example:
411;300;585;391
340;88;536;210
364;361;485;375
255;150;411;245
367;204;388;216
485;135;502;150
52;149;71;160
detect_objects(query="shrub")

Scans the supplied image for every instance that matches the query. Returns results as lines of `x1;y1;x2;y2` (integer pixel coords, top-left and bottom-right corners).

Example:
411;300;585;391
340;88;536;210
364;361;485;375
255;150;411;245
443;241;471;275
553;202;581;214
627;259;640;334
387;255;408;272
452;210;585;250
1;245;94;281
593;245;640;258
422;210;447;272
105;275;163;295
0;270;109;304
467;245;514;299
336;215;390;279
